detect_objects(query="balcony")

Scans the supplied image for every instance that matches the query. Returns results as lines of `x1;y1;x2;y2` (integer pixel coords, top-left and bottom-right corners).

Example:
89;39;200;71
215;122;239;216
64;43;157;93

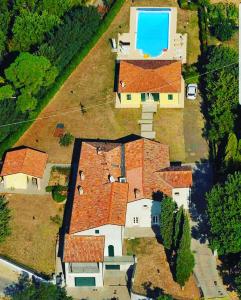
68;262;99;274
104;256;135;264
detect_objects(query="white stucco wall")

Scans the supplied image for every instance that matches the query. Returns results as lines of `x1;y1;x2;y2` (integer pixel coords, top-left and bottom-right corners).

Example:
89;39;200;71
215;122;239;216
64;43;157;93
65;262;103;287
3;173;28;189
74;224;124;256
125;199;161;228
172;188;191;210
131;292;152;300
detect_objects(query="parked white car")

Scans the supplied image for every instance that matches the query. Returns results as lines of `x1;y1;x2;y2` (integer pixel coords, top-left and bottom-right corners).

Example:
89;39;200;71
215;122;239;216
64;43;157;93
187;83;198;100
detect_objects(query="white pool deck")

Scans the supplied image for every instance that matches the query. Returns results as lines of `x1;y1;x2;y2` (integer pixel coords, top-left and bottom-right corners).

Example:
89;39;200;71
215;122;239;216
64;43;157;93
117;7;187;64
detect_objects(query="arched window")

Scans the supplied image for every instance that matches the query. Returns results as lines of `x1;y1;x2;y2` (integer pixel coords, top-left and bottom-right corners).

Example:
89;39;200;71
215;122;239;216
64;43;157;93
108;245;114;257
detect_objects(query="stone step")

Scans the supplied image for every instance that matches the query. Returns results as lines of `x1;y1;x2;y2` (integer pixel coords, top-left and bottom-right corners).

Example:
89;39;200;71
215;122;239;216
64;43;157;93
138;119;153;124
141;123;153;132
142;105;157;113
141;112;153;120
141;131;156;139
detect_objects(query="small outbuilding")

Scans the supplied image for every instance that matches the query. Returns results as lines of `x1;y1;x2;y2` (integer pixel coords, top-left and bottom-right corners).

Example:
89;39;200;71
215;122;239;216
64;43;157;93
0;147;48;190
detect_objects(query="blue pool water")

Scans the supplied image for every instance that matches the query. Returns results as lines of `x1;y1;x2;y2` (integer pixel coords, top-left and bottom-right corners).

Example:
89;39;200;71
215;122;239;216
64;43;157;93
136;8;170;57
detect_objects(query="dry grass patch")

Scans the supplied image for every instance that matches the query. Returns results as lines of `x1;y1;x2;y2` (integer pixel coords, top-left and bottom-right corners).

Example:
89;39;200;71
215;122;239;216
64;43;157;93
154;109;185;162
15;0;200;164
124;238;200;300
0;194;64;276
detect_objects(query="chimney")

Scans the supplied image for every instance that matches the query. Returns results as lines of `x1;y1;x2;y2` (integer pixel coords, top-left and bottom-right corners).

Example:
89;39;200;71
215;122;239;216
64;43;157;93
77;185;84;195
79;170;85;180
96;146;103;155
134;188;140;199
120;80;126;88
108;175;115;183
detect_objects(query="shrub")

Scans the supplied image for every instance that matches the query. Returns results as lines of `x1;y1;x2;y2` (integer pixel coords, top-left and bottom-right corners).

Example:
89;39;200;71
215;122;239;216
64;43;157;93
50;214;62;226
0;196;11;243
46;185;67;202
59;132;74;147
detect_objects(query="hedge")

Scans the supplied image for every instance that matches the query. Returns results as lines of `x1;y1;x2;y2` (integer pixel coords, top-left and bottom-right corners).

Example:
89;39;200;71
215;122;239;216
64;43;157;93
0;0;125;158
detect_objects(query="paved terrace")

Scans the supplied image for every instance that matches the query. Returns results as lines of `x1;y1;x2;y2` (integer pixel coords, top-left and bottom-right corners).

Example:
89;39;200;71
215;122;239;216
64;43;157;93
117;7;187;63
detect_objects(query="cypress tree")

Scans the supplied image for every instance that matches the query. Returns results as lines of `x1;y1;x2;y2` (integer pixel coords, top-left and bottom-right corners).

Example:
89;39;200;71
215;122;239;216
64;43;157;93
160;197;176;250
173;205;184;250
176;213;195;287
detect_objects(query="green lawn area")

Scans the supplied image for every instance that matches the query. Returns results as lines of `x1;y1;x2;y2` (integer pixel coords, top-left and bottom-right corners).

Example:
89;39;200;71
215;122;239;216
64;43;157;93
0;194;64;276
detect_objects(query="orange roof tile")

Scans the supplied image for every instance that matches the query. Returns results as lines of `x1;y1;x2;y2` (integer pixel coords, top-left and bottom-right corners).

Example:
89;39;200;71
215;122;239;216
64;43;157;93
68;139;192;234
0;148;48;178
63;235;104;262
69;142;128;234
117;60;182;93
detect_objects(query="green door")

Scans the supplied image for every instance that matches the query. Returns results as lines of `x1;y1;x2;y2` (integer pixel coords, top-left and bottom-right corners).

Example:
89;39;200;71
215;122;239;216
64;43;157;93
108;245;114;257
105;265;120;270
75;277;96;287
141;93;146;102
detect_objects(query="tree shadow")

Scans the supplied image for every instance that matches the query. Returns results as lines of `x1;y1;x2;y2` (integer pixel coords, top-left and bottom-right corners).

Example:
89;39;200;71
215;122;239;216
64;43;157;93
4;272;41;297
189;161;213;243
216;253;241;292
141;281;164;298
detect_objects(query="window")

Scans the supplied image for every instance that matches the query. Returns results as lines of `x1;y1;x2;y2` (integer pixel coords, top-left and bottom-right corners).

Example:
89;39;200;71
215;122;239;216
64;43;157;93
152;215;159;225
143;204;148;208
141;93;146;102
152;93;160;101
168;94;173;100
127;94;132;100
108;245;114;257
75;277;96;287
133;217;139;224
174;192;180;196
95;229;99;234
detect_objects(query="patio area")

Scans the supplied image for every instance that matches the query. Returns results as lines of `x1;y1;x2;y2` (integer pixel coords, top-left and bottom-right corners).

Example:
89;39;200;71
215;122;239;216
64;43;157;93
117;7;187;63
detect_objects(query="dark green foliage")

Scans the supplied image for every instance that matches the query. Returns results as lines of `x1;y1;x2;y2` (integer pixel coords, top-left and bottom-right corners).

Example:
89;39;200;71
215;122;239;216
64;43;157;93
0;196;11;243
160;197;176;250
157;295;173;300
46;185;67;202
12;279;72;300
235;266;241;298
206;172;241;255
11;11;60;51
203;46;238;146
208;3;238;41
4;52;58;112
182;64;199;84
59;132;74;147
173;206;184;250
224;133;241;170
38;6;101;72
175;214;195;287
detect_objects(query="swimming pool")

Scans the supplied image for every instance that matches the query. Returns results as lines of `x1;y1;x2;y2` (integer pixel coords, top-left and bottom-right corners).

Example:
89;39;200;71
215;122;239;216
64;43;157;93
136;8;170;57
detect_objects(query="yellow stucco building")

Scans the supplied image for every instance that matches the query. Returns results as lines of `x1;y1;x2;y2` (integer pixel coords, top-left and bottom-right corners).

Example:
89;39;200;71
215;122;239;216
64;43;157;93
115;60;184;108
0;147;48;190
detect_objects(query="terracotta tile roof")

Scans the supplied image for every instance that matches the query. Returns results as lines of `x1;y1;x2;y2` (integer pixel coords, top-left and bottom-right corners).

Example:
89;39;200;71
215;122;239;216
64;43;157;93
159;166;193;188
0;148;48;178
69;139;192;233
69;142;128;234
117;60;182;93
63;235;104;262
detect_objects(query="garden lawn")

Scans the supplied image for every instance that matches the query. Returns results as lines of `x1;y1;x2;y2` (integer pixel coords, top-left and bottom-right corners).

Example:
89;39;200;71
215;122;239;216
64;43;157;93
15;0;200;164
124;238;200;300
0;194;64;276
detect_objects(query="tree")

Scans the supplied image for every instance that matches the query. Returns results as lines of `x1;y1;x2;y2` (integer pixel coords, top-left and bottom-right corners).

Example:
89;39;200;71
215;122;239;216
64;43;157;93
224;133;241;169
206;172;241;255
160;197;176;250
0;196;11;243
4;52;58;112
11;10;60;51
203;46;238;148
0;85;14;101
11;280;72;300
38;6;100;71
175;213;195;287
59;133;74;147
157;295;173;300
173;206;184;250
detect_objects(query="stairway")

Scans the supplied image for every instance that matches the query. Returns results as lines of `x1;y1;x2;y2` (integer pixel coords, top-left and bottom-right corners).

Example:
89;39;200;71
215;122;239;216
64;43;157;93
139;103;157;139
